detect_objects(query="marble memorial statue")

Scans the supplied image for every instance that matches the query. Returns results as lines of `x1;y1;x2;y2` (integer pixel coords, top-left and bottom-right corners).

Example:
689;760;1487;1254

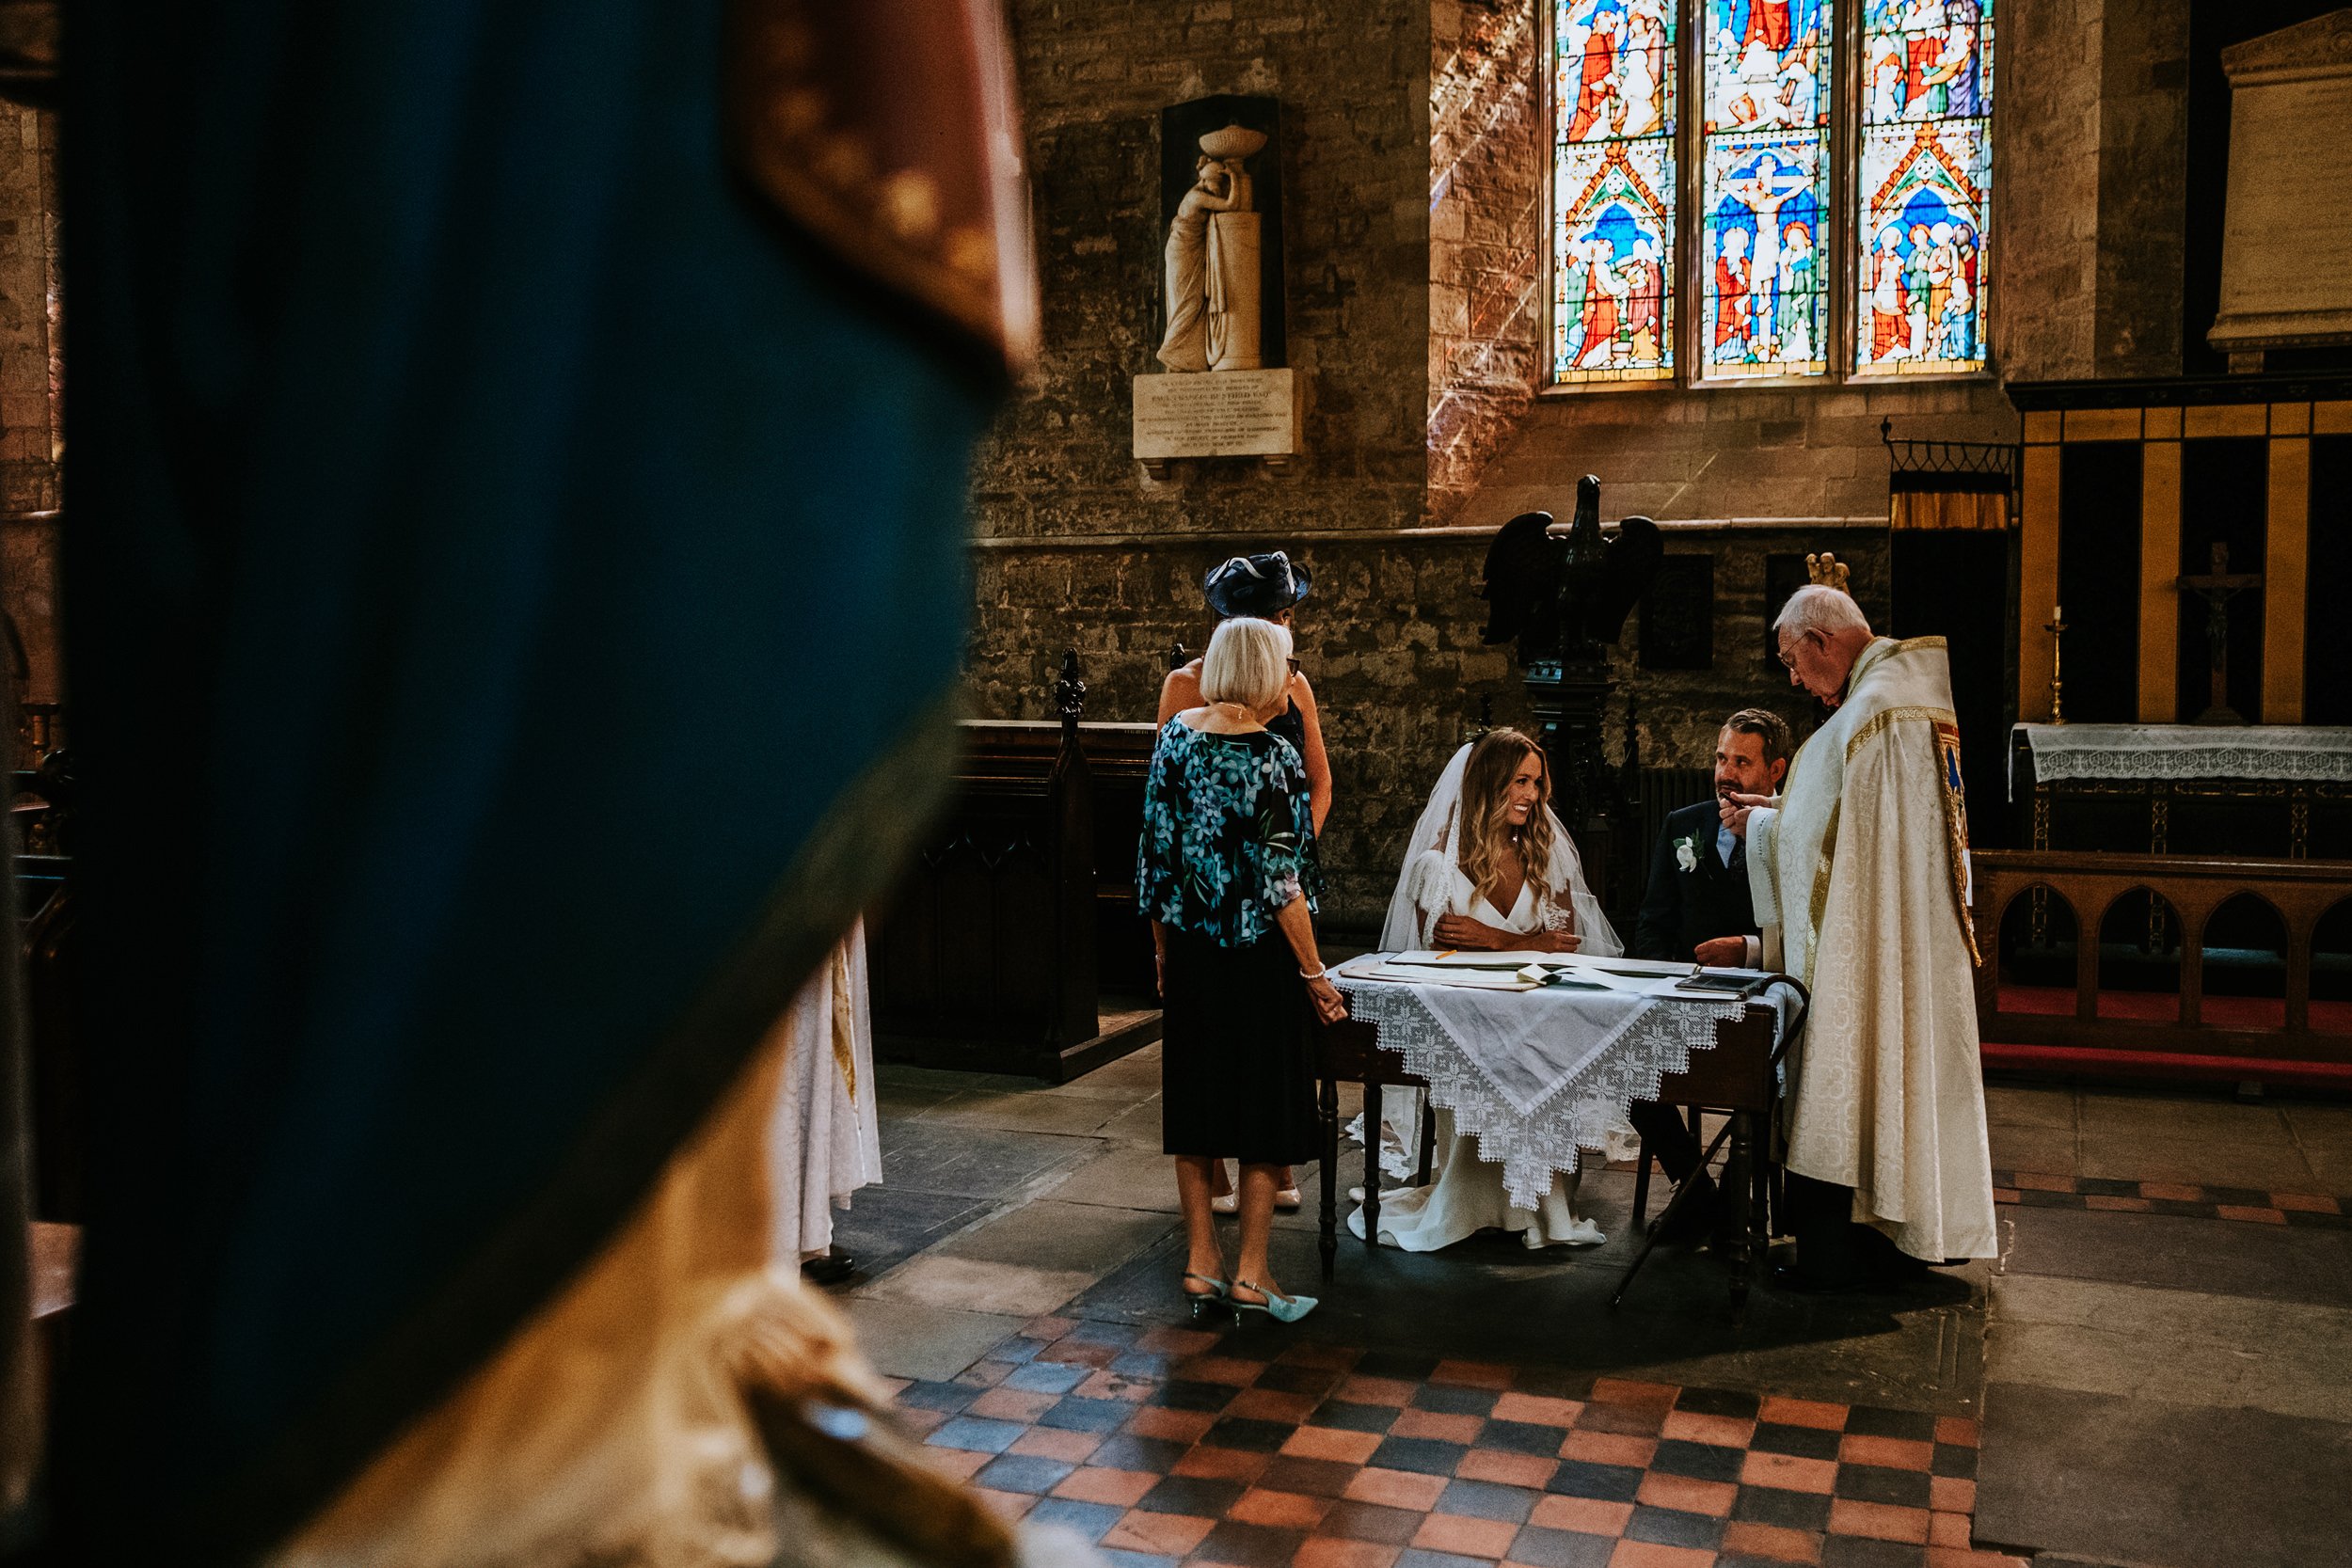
1157;123;1267;372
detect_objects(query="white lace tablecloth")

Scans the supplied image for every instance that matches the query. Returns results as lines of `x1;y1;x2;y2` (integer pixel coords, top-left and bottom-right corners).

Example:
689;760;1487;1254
2010;723;2352;798
1333;960;1788;1209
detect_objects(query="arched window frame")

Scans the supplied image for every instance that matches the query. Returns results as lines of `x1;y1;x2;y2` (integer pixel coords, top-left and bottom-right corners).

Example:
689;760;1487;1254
1542;0;1994;393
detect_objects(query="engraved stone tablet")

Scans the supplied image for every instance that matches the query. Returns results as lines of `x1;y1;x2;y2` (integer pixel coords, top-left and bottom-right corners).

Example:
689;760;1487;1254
2209;9;2352;358
1132;368;1302;459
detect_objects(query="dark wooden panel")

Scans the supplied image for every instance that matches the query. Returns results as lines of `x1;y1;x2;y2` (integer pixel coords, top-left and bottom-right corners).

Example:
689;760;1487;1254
2177;436;2267;722
870;718;1157;1080
2305;436;2352;724
1639;555;1714;672
2054;441;2141;725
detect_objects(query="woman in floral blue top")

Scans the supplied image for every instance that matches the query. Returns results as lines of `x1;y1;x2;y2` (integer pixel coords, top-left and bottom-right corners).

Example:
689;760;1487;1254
1138;618;1344;1325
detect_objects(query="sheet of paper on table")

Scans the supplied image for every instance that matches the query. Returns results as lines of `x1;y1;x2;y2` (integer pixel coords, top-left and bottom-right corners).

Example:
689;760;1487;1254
1390;950;1697;976
1347;949;1775;1002
1353;962;1543;990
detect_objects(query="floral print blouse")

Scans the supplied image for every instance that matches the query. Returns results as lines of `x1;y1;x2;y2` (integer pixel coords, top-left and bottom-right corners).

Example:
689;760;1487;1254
1136;719;1322;947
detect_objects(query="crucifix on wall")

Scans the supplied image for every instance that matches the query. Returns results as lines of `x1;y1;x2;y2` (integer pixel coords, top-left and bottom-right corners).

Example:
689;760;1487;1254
2177;542;2262;726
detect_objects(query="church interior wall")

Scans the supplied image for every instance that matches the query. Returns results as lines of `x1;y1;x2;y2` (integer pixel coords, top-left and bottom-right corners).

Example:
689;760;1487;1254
1997;0;2104;383
964;0;2288;931
1428;0;1544;526
972;0;1470;933
2093;0;2189;376
969;533;1518;929
1404;0;2217;771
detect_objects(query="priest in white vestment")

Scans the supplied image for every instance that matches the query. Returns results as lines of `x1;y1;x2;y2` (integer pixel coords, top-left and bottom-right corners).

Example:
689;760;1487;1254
1725;582;1996;1285
766;919;884;1275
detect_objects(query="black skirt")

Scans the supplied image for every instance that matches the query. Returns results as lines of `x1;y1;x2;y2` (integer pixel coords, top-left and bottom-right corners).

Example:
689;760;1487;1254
1160;926;1319;1164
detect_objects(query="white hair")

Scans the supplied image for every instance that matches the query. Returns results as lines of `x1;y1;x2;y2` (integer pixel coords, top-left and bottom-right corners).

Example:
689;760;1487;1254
1773;584;1871;641
1200;616;1293;711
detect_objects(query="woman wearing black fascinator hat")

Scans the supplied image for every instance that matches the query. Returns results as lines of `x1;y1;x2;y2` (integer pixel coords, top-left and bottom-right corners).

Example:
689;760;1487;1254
1160;550;1329;831
1157;550;1332;1214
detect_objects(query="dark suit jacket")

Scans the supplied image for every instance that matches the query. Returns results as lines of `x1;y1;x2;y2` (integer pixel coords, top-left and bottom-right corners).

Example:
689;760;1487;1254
1632;799;1762;962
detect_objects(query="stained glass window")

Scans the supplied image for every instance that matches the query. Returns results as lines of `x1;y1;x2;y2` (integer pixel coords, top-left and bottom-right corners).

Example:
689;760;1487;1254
1545;0;1993;388
1854;0;1992;374
1698;1;1831;378
1551;0;1677;385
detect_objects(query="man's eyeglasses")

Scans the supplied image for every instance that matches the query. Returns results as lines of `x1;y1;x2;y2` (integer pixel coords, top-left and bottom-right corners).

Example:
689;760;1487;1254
1775;629;1817;673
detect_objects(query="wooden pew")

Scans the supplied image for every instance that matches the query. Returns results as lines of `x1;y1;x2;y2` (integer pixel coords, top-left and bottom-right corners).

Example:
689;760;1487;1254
869;654;1162;1082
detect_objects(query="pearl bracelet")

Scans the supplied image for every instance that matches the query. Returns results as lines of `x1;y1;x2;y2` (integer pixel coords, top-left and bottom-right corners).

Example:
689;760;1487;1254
1299;965;1327;981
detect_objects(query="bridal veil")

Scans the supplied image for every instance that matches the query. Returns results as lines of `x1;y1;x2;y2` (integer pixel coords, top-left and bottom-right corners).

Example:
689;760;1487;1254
1376;741;1622;957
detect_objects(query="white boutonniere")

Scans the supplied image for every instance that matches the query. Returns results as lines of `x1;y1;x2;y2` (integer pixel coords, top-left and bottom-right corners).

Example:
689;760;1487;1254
1674;835;1697;873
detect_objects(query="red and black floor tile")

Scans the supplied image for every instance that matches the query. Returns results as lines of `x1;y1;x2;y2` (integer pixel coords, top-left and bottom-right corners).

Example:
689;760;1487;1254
886;1314;2023;1568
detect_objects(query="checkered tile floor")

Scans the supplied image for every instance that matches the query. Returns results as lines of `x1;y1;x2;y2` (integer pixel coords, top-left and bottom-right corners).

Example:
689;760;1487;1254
885;1315;2020;1568
1993;1169;2348;1227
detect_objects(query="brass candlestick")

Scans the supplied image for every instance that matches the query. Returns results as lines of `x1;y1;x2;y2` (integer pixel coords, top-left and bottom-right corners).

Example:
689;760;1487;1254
2044;604;2069;724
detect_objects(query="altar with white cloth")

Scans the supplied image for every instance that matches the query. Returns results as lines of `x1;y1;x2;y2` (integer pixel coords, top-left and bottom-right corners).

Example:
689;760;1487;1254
1320;952;1801;1311
2009;722;2352;859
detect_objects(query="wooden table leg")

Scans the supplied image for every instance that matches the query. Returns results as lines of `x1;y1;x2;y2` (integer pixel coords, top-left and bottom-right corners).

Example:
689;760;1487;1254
1363;1085;1381;1249
1319;1074;1339;1281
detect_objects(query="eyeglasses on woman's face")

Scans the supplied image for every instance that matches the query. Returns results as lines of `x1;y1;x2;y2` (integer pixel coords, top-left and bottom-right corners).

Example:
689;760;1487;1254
1285;657;1301;676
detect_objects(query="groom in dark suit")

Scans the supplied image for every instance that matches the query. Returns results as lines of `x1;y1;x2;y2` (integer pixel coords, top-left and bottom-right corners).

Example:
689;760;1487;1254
1628;708;1792;1234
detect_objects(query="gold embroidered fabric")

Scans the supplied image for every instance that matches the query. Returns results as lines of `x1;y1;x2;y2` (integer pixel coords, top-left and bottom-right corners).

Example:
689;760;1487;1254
723;0;1040;379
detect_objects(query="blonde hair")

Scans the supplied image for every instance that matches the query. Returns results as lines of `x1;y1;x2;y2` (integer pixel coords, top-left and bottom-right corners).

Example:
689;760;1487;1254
1200;616;1292;711
1456;729;1555;916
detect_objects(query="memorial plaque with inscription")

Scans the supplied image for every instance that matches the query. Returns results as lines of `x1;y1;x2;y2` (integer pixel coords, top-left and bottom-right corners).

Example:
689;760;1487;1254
1133;367;1301;459
2209;11;2352;358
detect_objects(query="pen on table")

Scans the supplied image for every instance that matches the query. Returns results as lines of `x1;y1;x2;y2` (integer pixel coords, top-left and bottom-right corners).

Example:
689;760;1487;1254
1436;949;1456;960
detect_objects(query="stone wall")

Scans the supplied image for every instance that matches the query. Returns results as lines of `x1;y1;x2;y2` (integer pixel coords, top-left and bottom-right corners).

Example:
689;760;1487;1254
1626;525;1890;768
2093;0;2189;376
1997;0;2104;383
1460;381;2016;533
1427;0;1543;525
967;522;1888;931
1995;0;2193;382
970;535;1514;927
974;0;1447;929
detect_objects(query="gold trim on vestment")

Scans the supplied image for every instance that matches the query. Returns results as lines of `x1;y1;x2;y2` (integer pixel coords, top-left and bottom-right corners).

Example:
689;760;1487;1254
1931;720;1982;967
1844;704;1956;764
828;942;858;1100
1837;702;1979;968
1805;802;1840;983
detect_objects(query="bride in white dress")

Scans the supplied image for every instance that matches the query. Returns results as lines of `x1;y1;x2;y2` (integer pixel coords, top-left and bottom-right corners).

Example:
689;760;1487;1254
1349;728;1625;1251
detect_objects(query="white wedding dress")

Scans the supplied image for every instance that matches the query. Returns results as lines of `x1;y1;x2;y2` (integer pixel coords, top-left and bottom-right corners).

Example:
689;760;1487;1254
1346;744;1626;1252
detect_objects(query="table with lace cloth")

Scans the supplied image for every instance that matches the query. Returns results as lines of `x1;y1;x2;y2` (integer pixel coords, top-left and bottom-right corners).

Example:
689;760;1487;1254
2009;723;2352;858
2010;723;2352;798
1330;958;1794;1211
